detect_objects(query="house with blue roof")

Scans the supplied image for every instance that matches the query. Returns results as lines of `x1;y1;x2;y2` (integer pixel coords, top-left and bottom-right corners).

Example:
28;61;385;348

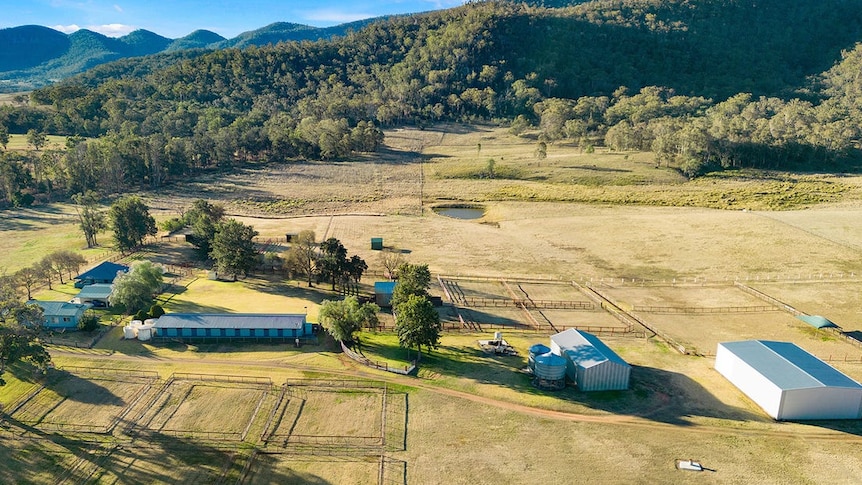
550;328;631;391
152;313;311;342
74;261;129;288
27;300;91;330
716;340;862;420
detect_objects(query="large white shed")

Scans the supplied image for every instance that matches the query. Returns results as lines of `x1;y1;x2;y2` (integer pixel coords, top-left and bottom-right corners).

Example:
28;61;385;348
550;329;631;391
715;340;862;420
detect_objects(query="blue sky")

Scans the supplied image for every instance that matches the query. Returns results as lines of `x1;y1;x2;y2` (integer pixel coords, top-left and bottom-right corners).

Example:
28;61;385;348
3;0;468;39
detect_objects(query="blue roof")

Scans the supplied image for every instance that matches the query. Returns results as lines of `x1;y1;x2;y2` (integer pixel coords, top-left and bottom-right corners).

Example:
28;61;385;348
75;262;129;282
374;281;397;294
28;300;90;317
75;284;114;299
154;313;307;330
550;328;630;369
720;340;862;390
796;315;838;329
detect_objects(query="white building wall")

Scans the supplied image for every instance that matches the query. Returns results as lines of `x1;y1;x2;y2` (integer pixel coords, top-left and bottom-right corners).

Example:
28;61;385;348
780;387;862;420
577;361;631;391
715;344;784;419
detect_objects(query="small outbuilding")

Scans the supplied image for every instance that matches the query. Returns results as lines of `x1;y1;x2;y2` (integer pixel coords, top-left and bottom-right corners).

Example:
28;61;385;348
152;313;311;342
72;283;114;307
27;300;91;330
370;238;383;250
74;262;129;288
550;329;631;391
715;340;862;420
374;281;397;308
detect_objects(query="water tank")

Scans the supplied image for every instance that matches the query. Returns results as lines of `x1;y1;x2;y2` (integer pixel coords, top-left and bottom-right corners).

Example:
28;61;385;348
137;325;153;341
123;326;137;339
144;319;157;325
533;351;567;380
130;320;143;327
528;343;551;369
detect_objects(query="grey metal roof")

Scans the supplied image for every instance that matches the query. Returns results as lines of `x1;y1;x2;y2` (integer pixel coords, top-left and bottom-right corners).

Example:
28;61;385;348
551;328;630;369
720;340;862;390
75;284;113;299
154;313;307;330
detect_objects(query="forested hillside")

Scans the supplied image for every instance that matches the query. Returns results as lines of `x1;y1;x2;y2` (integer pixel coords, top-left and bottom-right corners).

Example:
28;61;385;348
1;0;862;207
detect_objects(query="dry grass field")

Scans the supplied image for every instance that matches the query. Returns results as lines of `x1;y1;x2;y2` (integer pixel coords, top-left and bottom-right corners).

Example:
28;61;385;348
4;124;862;483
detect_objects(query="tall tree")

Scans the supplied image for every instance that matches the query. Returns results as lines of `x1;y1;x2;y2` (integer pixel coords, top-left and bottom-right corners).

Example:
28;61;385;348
284;230;317;287
394;294;441;358
0;125;9;151
109;196;156;253
0;277;51;386
26;129;47;151
210;219;259;281
109;261;164;314
391;263;432;309
72;191;107;248
15;265;44;300
319;237;349;291
318;296;380;346
184;199;225;258
378;249;406;280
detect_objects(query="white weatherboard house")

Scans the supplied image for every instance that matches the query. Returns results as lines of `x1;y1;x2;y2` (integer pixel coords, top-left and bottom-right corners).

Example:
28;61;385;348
550;329;631;391
715;340;862;420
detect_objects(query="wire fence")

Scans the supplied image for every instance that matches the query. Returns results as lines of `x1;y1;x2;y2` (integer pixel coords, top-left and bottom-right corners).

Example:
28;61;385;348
170;373;273;386
631;305;779;314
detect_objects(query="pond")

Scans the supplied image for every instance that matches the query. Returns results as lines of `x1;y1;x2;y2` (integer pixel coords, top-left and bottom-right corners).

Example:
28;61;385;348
432;206;485;220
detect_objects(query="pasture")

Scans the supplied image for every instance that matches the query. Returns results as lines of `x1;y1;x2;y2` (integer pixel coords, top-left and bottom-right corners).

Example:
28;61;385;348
4;124;862;483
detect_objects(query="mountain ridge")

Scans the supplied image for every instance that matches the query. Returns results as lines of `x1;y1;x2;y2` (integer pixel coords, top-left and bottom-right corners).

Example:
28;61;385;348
0;18;380;91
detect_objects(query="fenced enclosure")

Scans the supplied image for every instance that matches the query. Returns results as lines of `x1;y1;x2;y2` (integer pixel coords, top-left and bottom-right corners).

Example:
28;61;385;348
6;366;159;434
262;381;407;455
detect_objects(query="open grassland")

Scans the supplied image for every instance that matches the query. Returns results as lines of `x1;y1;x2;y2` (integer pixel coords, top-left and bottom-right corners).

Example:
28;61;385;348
5;124;862;483
242;454;386;485
158;272;321;318
4;133;67;152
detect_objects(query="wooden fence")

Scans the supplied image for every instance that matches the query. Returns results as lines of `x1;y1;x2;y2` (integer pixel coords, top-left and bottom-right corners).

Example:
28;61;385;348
340;341;416;375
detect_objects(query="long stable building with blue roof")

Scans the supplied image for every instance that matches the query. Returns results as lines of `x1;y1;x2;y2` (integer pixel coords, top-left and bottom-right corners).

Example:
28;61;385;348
152;313;311;342
716;340;862;420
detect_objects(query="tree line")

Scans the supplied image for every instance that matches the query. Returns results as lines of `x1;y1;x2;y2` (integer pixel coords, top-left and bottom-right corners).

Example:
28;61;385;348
2;0;862;207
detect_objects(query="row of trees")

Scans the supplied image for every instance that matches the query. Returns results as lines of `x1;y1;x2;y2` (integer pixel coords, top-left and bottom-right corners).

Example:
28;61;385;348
2;1;862;204
13;250;87;299
282;230;367;291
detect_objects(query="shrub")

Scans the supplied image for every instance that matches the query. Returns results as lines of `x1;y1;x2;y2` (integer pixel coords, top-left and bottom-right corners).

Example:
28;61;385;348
77;313;99;332
149;304;165;318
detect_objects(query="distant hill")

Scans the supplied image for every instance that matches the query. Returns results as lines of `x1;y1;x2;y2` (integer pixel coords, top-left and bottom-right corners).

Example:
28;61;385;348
165;30;226;52
0;17;387;92
0;25;69;72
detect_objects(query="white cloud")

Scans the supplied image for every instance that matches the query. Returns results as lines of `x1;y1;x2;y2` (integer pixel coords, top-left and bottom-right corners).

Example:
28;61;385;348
52;24;81;34
90;23;136;37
